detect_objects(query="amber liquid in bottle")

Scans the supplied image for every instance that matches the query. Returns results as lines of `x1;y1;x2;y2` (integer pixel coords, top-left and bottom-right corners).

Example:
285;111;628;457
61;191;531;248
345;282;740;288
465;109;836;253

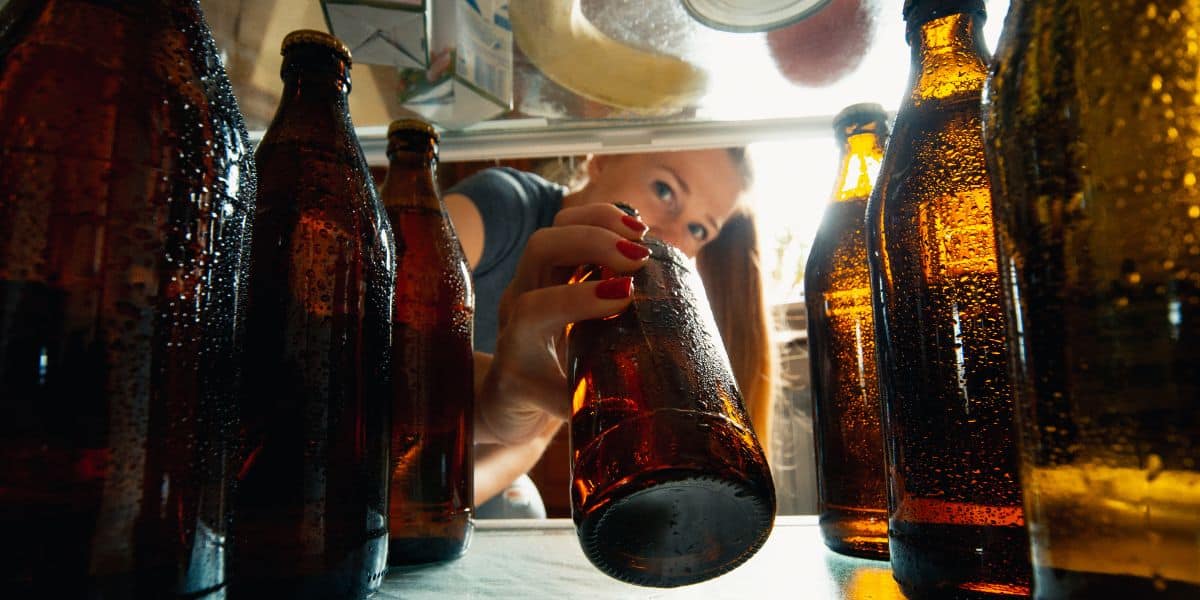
866;2;1031;597
986;1;1200;598
567;239;776;588
231;31;393;599
380;120;475;565
0;0;255;596
806;104;890;560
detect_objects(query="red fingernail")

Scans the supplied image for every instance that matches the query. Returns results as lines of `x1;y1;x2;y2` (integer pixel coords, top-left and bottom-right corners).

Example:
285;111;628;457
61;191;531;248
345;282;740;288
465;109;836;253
616;239;651;260
621;215;648;234
595;276;634;299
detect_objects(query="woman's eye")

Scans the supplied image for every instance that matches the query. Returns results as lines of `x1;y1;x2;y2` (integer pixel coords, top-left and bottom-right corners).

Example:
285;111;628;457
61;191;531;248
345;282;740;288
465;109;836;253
687;222;709;242
653;180;675;203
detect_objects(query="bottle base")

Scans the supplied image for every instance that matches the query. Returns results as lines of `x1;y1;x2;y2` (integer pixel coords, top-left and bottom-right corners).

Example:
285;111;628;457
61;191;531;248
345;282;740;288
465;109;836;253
577;471;774;588
387;522;474;565
229;575;379;600
229;562;385;600
2;573;226;599
229;536;387;600
819;507;889;560
890;519;1030;598
1033;567;1200;600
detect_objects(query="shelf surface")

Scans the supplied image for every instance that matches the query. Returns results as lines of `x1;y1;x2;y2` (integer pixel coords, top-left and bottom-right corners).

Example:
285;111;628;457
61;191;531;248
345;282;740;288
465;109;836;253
380;516;904;599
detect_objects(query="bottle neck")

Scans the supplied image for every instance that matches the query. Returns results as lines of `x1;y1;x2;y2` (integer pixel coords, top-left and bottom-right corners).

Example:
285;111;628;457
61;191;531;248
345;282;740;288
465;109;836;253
280;61;351;105
833;127;887;202
380;143;440;210
266;50;355;147
907;11;990;103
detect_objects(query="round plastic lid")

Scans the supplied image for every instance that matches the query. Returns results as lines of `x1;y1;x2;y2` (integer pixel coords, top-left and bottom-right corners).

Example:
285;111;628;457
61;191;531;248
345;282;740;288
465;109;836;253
681;0;832;32
387;118;438;139
281;29;352;63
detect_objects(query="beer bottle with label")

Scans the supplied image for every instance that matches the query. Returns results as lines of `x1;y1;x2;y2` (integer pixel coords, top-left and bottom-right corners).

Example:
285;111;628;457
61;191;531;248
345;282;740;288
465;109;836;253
0;0;255;595
380;119;475;565
864;0;1031;596
986;1;1200;597
567;237;776;588
805;102;890;560
230;30;394;599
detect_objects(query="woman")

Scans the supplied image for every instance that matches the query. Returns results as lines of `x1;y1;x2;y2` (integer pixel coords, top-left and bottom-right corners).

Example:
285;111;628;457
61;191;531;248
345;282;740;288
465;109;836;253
446;149;775;515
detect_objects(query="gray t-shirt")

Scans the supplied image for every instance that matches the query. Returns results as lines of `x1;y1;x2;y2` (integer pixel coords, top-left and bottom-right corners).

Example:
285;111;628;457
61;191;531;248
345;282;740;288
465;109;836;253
448;167;566;354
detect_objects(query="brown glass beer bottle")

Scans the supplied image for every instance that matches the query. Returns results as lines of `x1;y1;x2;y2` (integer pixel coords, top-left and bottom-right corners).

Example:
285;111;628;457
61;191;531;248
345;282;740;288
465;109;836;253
379;119;475;564
864;0;1031;596
567;237;776;588
230;30;394;599
0;0;255;596
805;103;890;560
986;1;1200;597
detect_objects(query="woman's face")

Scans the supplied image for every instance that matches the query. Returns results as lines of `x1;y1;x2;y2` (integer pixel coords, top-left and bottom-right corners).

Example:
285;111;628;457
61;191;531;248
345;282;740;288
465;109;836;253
582;150;743;258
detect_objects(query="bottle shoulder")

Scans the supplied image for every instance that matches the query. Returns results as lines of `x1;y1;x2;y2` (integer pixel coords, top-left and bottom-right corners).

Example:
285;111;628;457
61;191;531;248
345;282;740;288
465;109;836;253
876;92;990;201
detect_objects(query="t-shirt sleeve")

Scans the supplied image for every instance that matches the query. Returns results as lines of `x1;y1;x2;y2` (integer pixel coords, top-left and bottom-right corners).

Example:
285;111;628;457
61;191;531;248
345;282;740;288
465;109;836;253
447;167;559;275
445;167;564;353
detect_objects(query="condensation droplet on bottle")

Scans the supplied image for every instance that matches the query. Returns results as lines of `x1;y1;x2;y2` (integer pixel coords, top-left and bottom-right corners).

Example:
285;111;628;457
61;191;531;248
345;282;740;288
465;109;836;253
1144;453;1164;481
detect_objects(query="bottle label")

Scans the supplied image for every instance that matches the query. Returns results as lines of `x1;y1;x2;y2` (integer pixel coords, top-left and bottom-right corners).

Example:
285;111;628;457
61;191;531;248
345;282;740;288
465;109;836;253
886;186;1020;505
824;285;877;405
919;188;999;279
824;286;873;318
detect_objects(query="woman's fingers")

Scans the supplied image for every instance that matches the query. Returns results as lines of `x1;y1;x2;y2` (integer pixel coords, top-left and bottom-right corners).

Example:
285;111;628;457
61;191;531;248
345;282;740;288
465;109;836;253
506;277;635;343
508;202;649;300
478;203;650;447
512;225;649;293
481;277;635;443
525;225;649;271
552;202;648;240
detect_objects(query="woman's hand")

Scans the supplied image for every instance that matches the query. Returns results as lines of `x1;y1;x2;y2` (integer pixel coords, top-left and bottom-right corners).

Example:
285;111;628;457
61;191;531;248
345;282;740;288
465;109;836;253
475;203;651;445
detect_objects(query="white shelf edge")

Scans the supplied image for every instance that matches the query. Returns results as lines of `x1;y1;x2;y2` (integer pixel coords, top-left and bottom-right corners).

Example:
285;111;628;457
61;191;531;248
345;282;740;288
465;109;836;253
248;115;852;165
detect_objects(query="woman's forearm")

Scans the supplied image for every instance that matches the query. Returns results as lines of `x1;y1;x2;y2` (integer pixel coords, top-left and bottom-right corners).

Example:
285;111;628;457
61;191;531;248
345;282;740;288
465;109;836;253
473;419;563;507
473;348;559;446
473;351;500;444
472;350;565;506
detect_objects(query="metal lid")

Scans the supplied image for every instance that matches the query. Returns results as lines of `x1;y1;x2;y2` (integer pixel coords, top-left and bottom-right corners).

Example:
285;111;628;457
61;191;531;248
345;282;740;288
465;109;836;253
387;118;438;140
902;0;986;24
281;29;352;64
833;102;888;131
681;0;831;33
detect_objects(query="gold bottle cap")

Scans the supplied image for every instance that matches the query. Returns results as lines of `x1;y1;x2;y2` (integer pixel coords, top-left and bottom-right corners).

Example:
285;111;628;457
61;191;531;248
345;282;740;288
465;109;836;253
833;102;888;131
281;29;352;64
387;118;439;140
902;0;985;23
